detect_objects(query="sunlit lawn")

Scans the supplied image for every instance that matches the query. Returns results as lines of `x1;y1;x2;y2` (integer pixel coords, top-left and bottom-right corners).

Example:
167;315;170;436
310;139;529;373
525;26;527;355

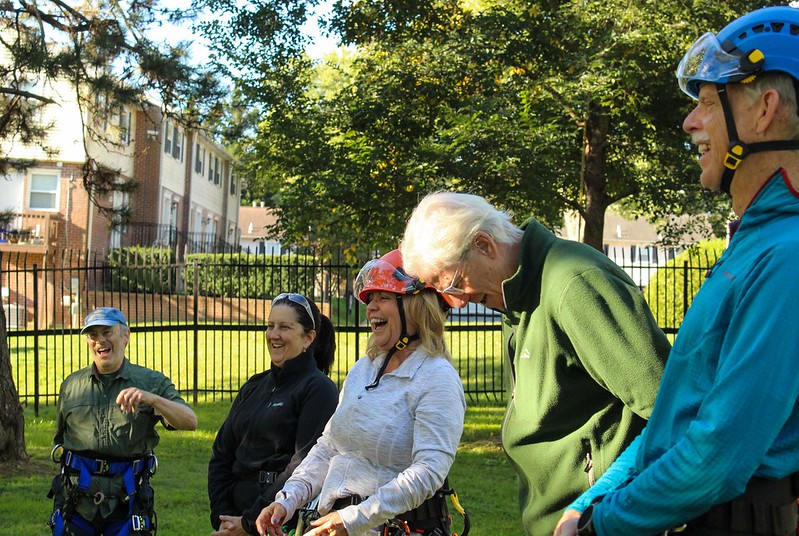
11;326;508;407
0;402;521;535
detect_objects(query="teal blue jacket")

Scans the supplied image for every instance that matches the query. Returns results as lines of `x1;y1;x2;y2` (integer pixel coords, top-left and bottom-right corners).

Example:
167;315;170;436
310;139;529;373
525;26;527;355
573;170;799;535
502;218;669;535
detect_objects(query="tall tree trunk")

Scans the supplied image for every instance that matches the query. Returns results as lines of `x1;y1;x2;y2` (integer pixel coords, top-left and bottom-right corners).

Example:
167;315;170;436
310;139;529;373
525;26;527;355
582;103;612;252
0;302;28;463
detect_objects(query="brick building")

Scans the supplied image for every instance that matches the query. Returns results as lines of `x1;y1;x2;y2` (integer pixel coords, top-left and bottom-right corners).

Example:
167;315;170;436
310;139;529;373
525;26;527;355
0;76;240;328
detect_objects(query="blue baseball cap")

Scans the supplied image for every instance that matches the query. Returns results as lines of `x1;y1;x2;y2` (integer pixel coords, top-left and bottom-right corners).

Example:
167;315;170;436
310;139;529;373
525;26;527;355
81;307;128;334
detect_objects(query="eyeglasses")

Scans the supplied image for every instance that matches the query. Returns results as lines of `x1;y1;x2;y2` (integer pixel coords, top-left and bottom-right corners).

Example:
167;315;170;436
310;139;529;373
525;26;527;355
273;293;315;330
84;326;118;341
441;250;469;296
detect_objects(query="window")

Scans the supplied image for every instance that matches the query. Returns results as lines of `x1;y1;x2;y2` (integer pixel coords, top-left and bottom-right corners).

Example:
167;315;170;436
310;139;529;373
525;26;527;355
214;157;221;186
172;126;183;161
164;123;172;154
95;92;110;131
118;109;131;144
208;154;214;181
230;175;236;196
195;144;205;175
29;172;59;210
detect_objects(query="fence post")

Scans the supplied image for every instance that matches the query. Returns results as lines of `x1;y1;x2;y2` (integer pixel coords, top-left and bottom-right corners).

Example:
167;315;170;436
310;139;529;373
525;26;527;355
33;263;40;417
682;260;689;319
192;258;199;405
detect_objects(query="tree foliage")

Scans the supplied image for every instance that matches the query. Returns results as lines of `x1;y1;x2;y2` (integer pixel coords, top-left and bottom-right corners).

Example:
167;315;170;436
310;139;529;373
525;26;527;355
202;0;781;256
645;237;727;331
1;0;227;222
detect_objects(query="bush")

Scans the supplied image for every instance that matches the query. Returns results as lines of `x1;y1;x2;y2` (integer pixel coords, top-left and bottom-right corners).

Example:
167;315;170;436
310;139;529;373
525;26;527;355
183;253;318;298
106;247;178;293
644;238;726;331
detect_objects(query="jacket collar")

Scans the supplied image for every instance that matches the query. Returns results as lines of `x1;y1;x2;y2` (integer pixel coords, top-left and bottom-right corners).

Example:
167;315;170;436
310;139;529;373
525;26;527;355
502;218;556;325
90;358;131;381
372;348;430;381
271;350;318;385
732;168;799;240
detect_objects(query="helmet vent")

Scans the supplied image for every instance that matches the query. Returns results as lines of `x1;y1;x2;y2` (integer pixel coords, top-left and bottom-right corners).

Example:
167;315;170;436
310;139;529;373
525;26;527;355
751;24;766;34
772;22;785;33
791;24;799;36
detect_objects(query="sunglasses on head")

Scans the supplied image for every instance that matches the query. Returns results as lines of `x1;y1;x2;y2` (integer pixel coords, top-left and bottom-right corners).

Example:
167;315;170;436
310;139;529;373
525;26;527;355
273;293;315;330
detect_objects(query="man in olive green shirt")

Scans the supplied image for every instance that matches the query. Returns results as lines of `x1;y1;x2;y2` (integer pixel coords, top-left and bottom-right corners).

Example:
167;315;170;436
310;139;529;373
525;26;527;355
50;307;196;535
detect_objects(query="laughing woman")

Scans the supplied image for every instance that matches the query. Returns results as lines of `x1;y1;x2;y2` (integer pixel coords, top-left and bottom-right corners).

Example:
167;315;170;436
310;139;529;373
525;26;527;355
209;293;339;535
256;250;466;536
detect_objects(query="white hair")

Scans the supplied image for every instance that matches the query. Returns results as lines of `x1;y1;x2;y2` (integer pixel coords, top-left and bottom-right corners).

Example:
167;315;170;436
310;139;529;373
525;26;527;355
739;72;799;140
400;191;522;277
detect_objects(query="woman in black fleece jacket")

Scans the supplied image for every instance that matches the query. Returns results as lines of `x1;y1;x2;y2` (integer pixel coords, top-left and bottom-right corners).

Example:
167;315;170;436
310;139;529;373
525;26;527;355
208;293;339;535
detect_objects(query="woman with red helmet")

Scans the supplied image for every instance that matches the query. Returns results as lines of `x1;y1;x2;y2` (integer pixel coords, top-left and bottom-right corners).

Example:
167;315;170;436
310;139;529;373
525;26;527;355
256;250;466;536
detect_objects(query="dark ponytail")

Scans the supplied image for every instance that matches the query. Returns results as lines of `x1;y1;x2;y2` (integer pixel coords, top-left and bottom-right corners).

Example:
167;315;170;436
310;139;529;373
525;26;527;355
312;314;336;376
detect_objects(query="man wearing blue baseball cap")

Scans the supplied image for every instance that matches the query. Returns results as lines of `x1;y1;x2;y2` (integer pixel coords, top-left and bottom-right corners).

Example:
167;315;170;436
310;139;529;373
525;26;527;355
556;5;799;536
49;307;197;535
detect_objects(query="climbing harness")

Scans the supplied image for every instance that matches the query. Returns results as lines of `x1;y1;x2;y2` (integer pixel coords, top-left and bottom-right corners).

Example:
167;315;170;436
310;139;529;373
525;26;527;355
48;444;158;535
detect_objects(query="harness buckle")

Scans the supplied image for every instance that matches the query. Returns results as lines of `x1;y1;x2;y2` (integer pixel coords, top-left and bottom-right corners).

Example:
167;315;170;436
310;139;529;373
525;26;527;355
259;470;277;484
98;459;110;475
131;514;145;531
93;491;106;505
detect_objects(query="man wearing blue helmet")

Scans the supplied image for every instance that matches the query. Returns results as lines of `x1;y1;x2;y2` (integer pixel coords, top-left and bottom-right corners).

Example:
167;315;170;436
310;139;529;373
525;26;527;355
554;6;799;536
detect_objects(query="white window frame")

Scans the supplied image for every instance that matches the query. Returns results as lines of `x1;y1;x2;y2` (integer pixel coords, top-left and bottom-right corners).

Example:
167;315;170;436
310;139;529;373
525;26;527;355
118;108;132;144
195;143;205;175
172;126;183;161
27;170;60;211
164;122;172;154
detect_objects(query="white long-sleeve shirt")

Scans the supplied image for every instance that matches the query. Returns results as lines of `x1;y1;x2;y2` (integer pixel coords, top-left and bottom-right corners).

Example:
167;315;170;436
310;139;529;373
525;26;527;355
275;348;466;535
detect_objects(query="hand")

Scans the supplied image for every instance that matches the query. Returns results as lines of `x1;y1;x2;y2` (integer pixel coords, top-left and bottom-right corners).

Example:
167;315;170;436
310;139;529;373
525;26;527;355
212;515;247;536
305;511;348;536
553;509;581;536
255;502;287;536
116;387;151;414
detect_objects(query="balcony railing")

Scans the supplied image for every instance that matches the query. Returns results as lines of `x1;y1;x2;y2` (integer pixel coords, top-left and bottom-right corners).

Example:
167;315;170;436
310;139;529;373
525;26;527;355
0;212;58;254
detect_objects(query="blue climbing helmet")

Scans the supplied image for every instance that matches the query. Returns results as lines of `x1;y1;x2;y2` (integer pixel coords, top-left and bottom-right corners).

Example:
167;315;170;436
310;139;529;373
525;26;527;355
676;5;799;195
678;5;799;99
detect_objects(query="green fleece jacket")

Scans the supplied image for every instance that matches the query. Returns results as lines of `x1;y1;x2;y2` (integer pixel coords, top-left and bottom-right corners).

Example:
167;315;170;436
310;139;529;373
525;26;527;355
501;218;669;535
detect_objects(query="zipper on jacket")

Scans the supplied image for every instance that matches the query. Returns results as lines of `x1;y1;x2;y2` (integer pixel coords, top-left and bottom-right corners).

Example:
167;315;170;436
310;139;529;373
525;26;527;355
582;439;595;486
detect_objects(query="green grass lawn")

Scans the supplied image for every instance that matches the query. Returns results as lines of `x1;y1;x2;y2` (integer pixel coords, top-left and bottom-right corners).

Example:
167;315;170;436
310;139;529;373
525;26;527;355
0;402;522;535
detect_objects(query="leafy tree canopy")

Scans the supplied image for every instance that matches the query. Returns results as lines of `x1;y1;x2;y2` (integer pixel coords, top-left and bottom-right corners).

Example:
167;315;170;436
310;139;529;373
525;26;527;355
1;0;227;221
201;0;782;257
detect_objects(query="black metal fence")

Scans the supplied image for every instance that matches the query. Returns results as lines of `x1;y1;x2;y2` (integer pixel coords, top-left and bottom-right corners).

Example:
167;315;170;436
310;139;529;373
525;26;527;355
2;245;720;413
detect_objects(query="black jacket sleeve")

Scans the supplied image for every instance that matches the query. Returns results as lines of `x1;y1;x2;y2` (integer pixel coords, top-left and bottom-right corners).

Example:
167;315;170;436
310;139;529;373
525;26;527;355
240;375;339;534
208;381;255;530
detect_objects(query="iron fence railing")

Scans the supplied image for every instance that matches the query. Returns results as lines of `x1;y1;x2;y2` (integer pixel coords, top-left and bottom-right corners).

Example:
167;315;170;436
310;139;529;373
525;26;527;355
2;245;720;413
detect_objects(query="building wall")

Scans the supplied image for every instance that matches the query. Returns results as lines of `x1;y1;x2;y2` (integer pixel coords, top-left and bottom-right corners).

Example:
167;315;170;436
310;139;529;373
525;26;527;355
130;106;165;233
0;78;85;163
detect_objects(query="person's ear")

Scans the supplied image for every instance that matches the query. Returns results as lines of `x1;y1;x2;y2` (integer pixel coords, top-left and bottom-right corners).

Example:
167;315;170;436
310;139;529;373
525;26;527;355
755;87;781;135
473;231;497;258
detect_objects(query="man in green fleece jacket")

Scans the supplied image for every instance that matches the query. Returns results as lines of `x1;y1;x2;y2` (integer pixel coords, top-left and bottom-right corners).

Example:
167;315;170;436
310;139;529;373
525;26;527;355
400;192;669;535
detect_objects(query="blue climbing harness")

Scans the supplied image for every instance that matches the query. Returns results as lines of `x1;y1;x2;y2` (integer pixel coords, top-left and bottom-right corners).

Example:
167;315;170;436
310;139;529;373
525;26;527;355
49;446;157;536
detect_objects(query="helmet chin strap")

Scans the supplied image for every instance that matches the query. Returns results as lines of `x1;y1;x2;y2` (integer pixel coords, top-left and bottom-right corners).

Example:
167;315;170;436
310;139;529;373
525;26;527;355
365;295;419;391
716;83;799;195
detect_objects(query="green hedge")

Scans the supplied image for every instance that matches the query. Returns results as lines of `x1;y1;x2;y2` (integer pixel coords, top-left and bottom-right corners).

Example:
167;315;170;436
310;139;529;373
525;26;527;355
183;253;318;298
644;238;726;330
106;247;178;293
